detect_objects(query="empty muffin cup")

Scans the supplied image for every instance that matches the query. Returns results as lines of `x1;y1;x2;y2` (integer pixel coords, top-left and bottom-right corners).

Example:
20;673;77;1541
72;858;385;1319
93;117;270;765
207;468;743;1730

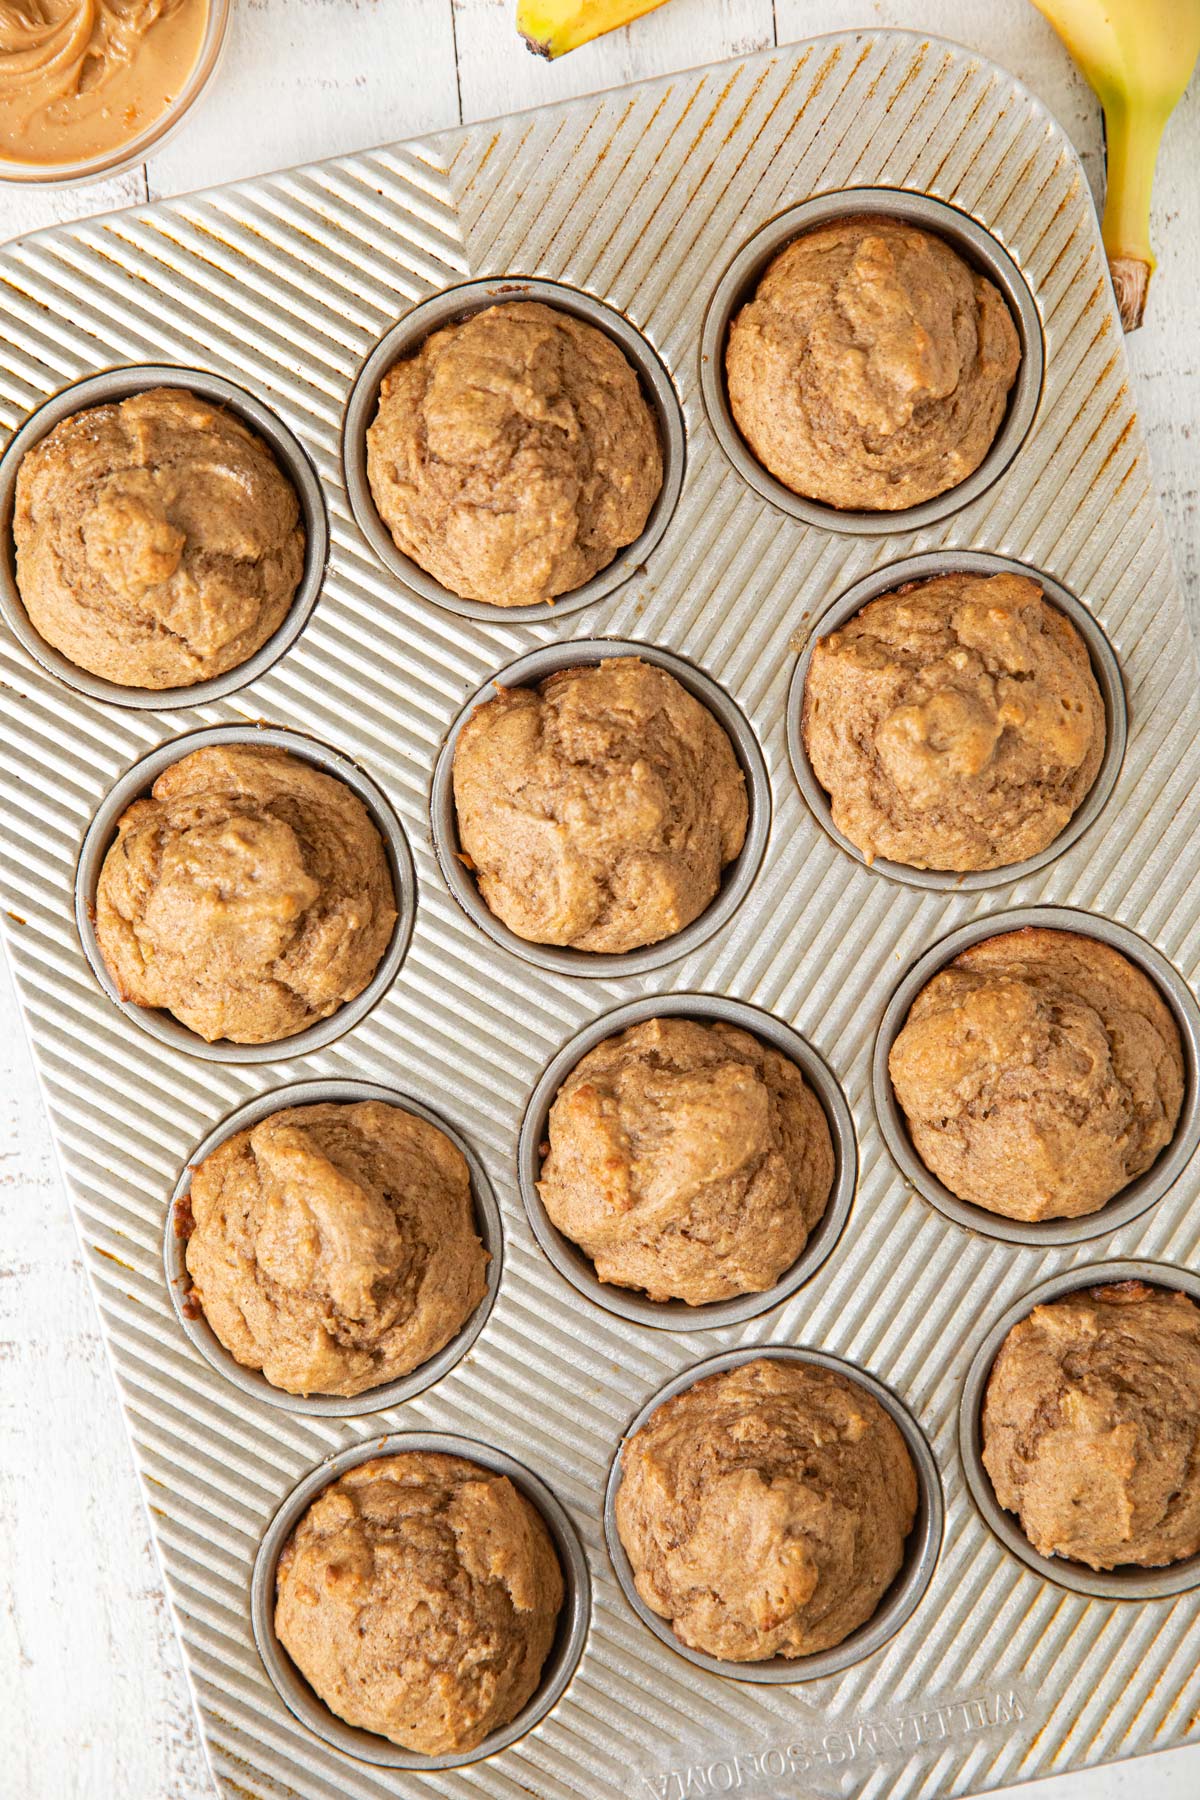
343;277;684;623
787;551;1127;892
0;365;329;709
959;1259;1200;1600
251;1430;591;1769
873;907;1200;1247
700;187;1044;534
430;639;770;978
165;1077;502;1416
76;723;416;1064
604;1345;943;1683
518;993;856;1328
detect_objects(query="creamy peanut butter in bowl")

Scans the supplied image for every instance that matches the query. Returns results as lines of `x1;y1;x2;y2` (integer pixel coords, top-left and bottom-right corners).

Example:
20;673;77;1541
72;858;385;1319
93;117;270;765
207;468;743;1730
0;0;227;182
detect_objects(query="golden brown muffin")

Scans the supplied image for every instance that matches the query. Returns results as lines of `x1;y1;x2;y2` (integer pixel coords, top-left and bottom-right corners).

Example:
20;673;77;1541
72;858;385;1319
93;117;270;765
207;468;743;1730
183;1101;488;1398
14;388;305;688
451;658;748;954
802;572;1105;872
982;1282;1200;1570
538;1017;834;1304
94;744;396;1044
889;928;1184;1221
725;216;1020;511
275;1453;564;1753
616;1359;917;1660
366;301;662;606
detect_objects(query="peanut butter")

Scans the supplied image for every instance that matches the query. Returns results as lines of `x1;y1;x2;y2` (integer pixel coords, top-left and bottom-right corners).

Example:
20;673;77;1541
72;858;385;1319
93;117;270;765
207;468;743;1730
0;0;208;169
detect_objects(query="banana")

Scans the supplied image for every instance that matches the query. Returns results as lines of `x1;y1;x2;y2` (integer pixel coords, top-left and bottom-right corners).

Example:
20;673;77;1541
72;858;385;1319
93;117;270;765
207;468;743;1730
517;0;670;61
1032;0;1200;329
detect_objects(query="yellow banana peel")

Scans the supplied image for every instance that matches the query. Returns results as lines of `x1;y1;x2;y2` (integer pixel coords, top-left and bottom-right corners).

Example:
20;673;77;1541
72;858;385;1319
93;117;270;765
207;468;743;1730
1032;0;1200;329
517;0;670;61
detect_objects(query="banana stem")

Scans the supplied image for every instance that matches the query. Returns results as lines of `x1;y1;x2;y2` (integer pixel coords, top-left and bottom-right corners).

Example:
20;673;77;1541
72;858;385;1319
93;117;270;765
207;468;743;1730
1102;96;1168;331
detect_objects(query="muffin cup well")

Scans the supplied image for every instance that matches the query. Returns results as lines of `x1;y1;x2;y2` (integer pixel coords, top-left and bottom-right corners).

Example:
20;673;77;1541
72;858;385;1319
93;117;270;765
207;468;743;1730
699;187;1045;535
517;994;855;1329
604;1345;943;1683
959;1260;1200;1601
430;640;771;979
165;1078;502;1416
342;277;685;624
75;724;416;1064
786;550;1127;892
873;907;1200;1247
251;1431;591;1770
0;365;329;709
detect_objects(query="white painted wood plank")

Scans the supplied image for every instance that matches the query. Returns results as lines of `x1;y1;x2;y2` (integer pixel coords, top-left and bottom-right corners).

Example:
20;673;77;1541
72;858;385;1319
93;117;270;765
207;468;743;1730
453;0;775;116
146;0;462;195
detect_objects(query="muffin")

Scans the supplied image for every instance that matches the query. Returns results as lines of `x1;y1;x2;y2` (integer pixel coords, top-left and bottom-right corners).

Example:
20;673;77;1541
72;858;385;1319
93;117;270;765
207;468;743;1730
14;387;305;688
451;658;748;954
725;215;1021;511
182;1101;488;1398
802;571;1106;871
889;928;1184;1221
366;301;662;606
615;1358;918;1660
275;1453;564;1753
94;744;396;1044
538;1016;834;1304
982;1281;1200;1570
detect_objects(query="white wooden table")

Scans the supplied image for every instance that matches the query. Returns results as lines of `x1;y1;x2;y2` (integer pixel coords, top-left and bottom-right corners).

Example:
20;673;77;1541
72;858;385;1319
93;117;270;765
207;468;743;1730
1;5;1196;1797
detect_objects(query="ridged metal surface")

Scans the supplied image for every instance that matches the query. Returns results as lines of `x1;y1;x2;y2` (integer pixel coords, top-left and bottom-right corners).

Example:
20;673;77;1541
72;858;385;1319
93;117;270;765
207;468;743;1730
0;31;1198;1800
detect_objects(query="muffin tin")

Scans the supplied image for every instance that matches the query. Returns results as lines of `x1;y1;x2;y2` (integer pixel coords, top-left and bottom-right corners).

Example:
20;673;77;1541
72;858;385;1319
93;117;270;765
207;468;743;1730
603;1345;943;1683
0;365;330;710
699;187;1045;535
342;276;686;625
430;637;771;978
251;1431;591;1770
959;1260;1200;1602
874;907;1200;1248
517;992;856;1330
787;550;1128;893
165;1078;504;1417
1;29;1198;1800
74;723;417;1064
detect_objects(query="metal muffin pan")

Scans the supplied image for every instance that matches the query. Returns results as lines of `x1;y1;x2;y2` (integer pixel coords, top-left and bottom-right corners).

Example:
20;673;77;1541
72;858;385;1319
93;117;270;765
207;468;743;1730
786;550;1128;892
342;277;685;625
699;186;1045;534
251;1430;592;1770
958;1260;1200;1601
1;30;1199;1800
872;906;1200;1248
164;1078;503;1417
75;723;417;1065
0;364;330;710
429;637;771;978
516;992;856;1330
603;1345;944;1683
